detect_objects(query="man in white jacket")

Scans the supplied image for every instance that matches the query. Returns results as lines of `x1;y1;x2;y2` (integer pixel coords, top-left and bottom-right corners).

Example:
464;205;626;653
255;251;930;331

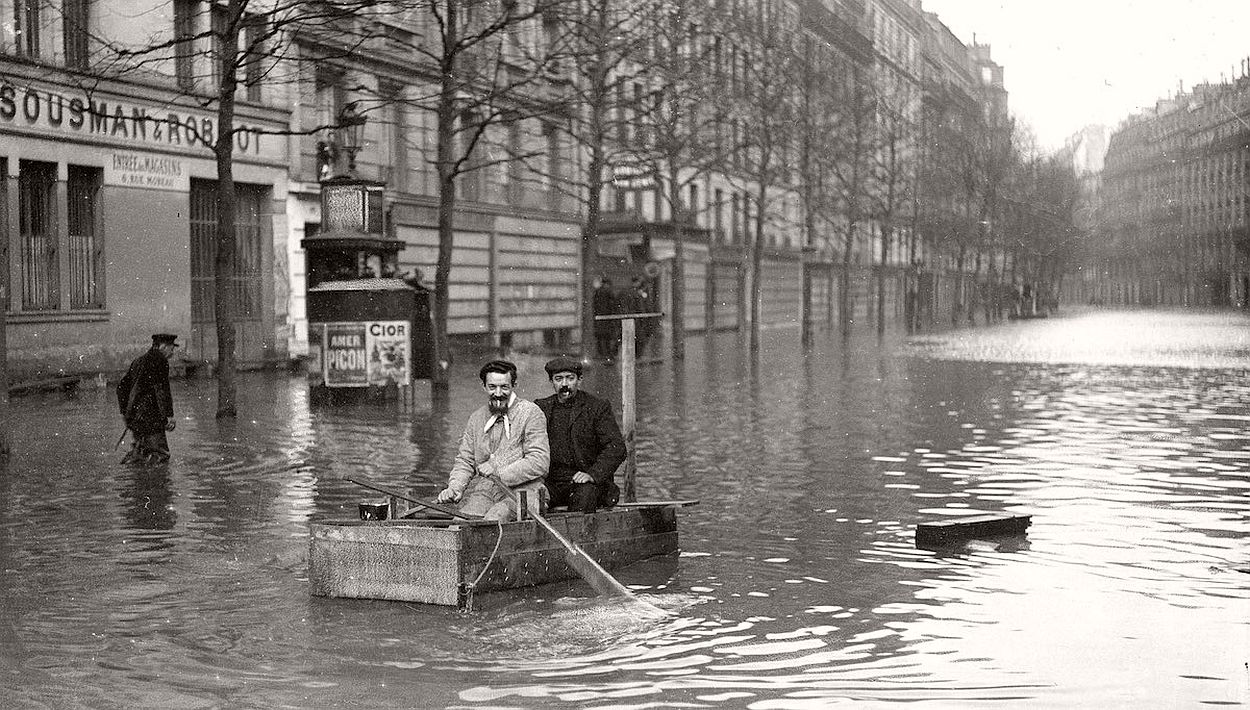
437;359;550;521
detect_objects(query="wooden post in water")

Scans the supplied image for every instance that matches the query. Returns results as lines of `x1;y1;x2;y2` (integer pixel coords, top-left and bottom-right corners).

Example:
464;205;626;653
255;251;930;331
595;311;662;505
619;316;637;503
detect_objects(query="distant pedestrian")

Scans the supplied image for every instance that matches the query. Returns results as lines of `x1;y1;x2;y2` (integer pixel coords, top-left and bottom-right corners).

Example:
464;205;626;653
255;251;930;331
118;334;178;464
627;277;654;354
592;277;618;359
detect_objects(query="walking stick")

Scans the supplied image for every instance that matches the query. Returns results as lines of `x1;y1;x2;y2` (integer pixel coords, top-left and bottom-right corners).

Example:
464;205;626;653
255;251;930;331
114;427;129;451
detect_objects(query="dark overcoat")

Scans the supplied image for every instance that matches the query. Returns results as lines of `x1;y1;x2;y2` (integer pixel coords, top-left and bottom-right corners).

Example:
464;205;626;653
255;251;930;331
117;348;173;435
535;390;626;486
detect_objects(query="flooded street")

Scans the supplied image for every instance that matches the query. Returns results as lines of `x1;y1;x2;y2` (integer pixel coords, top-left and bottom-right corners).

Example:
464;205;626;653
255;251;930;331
2;309;1247;708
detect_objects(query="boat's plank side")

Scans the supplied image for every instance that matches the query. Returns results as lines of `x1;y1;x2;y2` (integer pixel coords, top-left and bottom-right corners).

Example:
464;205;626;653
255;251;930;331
460;507;679;593
469;531;678;593
309;507;680;604
309;523;464;605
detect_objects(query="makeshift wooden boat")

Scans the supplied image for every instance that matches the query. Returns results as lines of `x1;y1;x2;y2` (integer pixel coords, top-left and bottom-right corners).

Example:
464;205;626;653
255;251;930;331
310;313;688;607
309;501;692;607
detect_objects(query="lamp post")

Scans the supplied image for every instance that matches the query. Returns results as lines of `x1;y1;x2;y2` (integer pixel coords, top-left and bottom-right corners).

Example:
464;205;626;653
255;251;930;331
336;102;367;178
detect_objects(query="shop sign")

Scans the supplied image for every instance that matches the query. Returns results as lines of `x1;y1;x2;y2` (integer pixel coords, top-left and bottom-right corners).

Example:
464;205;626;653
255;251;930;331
315;320;411;387
105;152;189;192
0;77;270;157
610;160;654;189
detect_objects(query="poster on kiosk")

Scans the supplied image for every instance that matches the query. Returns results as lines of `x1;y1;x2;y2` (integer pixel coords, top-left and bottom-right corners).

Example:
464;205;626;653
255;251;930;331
311;321;411;387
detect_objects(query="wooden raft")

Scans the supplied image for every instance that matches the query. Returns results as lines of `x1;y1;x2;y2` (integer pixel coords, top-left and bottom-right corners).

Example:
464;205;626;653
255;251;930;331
915;513;1032;548
309;505;681;606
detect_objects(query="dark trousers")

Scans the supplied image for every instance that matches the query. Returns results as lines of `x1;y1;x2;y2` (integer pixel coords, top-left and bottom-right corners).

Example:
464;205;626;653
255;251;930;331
547;480;601;513
547;477;620;514
123;429;170;464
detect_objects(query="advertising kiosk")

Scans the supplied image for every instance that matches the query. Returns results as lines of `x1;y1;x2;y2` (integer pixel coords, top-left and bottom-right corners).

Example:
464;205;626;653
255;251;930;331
304;177;432;404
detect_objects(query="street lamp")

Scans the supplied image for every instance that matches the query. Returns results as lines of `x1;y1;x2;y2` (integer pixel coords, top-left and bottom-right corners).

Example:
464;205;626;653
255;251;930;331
336;102;367;177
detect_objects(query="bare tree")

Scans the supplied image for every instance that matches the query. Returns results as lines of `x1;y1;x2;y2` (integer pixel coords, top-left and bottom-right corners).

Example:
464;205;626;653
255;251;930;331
865;73;917;335
623;1;731;361
528;0;658;360
377;0;568;393
92;0;386;417
727;1;803;351
824;63;876;336
794;22;865;345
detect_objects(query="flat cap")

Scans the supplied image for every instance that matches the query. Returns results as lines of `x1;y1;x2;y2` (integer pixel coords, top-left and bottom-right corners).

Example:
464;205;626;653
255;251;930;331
151;333;179;346
544;356;583;377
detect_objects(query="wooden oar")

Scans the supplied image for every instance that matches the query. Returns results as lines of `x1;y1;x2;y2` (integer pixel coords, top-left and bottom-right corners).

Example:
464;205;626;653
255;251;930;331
482;473;634;599
344;475;482;520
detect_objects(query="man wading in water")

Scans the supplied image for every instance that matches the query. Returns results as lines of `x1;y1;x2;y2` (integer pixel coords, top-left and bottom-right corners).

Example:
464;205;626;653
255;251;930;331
117;333;178;464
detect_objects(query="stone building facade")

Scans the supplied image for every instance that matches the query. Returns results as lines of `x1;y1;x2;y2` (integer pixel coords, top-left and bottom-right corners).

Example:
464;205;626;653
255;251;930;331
1101;73;1250;307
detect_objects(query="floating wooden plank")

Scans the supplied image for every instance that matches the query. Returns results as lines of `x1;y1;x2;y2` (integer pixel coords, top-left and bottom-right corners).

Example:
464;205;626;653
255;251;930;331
309;506;680;606
915;513;1032;548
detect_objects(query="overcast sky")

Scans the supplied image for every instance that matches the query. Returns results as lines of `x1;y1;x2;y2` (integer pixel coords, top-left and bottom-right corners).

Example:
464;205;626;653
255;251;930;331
920;0;1250;152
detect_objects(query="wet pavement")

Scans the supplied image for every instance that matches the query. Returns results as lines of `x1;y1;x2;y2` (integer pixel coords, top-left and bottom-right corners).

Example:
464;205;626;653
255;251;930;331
1;308;1247;708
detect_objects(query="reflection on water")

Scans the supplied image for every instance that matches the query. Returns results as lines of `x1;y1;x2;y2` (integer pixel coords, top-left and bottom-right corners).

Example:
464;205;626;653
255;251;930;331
0;309;1247;707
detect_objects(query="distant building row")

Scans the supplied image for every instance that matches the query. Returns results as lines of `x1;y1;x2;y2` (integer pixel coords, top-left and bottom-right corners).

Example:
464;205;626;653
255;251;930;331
1096;65;1250;307
0;0;1009;381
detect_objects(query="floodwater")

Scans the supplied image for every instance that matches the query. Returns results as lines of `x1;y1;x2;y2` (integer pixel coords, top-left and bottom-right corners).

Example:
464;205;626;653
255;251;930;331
1;309;1247;708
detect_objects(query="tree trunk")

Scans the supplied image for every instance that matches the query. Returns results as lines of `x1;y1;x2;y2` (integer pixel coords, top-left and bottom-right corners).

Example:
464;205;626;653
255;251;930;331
431;3;459;396
840;220;856;337
877;222;890;336
0;228;9;456
668;174;685;361
799;211;814;345
433;81;456;395
213;1;241;419
749;187;766;352
953;245;966;325
581;64;607;362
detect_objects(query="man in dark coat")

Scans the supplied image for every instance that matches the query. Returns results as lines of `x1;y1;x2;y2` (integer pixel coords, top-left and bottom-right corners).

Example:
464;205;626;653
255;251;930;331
536;357;626;513
591;277;619;359
118;334;178;464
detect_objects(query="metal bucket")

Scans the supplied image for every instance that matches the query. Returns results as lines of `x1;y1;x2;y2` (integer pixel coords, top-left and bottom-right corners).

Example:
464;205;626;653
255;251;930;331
358;501;388;520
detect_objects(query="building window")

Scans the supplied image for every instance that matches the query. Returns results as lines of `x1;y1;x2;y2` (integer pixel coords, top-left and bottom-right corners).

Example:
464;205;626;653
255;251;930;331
459;110;483;202
714;188;724;239
544;122;562;191
14;0;41;58
381;82;408;190
174;0;196;91
67;165;104;309
63;0;90;70
18;160;58;311
210;3;228;90
506;118;523;204
210;4;265;99
241;12;266;102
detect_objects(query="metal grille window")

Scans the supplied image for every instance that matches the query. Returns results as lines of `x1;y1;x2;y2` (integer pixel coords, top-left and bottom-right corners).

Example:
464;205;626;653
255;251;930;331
190;179;265;326
18;160;58;311
67;165;103;309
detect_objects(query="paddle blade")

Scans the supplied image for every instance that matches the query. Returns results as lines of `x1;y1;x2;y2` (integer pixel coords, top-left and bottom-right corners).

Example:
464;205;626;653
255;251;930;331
531;513;633;598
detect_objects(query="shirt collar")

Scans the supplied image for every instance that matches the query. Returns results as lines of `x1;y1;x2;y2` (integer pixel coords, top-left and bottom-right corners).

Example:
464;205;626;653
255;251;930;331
484;393;518;436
